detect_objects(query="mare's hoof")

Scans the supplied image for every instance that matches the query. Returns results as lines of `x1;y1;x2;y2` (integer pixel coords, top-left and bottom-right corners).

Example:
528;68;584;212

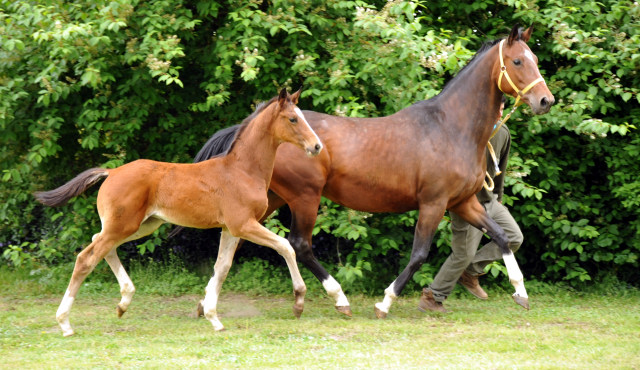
116;305;125;318
196;301;204;317
374;306;387;319
512;295;530;310
335;305;353;317
292;304;304;319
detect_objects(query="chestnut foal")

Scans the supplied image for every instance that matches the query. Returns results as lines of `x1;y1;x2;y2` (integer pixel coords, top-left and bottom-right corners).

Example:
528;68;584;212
35;88;322;336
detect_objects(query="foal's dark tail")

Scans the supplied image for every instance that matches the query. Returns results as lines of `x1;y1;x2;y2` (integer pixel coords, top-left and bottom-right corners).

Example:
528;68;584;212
168;124;242;238
34;168;110;207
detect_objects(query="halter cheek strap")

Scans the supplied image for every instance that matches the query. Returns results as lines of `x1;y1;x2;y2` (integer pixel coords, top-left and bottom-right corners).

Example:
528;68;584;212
483;39;545;192
497;39;545;107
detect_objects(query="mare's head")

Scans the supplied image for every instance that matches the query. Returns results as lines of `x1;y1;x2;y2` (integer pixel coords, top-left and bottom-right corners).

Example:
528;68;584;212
496;25;555;114
272;88;323;156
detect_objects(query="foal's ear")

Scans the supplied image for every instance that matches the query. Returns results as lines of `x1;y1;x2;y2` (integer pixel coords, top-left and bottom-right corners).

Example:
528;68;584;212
278;87;289;108
521;26;533;43
507;24;521;46
290;88;302;105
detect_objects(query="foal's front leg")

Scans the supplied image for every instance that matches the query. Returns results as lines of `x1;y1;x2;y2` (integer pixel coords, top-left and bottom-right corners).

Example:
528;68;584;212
237;219;307;318
201;229;241;331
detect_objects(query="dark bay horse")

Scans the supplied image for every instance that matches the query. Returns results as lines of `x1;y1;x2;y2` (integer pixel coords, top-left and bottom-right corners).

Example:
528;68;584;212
192;26;554;317
34;89;322;336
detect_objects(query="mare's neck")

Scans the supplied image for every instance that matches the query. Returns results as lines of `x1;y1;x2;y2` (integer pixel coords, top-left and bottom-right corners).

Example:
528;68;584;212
437;44;504;148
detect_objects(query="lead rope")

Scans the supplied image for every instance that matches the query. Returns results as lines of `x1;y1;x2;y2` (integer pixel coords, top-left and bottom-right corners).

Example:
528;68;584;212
483;39;544;191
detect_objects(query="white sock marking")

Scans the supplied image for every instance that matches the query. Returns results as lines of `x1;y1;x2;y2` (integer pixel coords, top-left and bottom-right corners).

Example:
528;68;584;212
503;252;528;298
322;277;349;307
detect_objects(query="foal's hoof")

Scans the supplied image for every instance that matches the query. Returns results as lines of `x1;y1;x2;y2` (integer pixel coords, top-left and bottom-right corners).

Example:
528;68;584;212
374;305;387;319
335;305;353;317
512;294;530;310
116;305;126;318
292;304;304;319
196;301;204;318
62;329;75;337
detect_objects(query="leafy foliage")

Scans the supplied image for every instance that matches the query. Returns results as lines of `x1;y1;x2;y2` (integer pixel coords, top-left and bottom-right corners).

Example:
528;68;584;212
1;0;638;289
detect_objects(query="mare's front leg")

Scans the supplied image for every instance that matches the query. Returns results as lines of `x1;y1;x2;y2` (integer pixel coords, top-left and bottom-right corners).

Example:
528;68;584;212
287;196;351;316
451;197;529;309
374;203;446;318
200;229;241;331
235;219;307;318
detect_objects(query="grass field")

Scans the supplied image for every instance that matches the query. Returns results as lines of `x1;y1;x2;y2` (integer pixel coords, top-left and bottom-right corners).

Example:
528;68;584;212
1;264;639;368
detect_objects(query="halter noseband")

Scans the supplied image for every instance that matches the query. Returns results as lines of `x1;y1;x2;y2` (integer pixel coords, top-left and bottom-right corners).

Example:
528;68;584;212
497;39;545;107
483;39;545;191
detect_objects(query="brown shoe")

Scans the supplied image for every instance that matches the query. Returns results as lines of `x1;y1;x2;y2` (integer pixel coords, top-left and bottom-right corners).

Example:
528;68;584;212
418;288;449;313
458;271;488;300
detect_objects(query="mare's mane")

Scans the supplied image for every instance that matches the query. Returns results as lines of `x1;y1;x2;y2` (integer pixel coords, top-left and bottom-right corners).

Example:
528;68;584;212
439;27;527;95
439;39;501;95
195;96;278;161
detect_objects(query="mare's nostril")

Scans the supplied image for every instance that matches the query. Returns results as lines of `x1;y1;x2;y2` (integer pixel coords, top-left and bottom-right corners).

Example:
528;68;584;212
315;143;322;151
540;97;549;107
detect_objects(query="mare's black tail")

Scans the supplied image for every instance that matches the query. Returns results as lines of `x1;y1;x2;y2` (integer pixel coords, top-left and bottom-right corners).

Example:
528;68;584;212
169;124;242;238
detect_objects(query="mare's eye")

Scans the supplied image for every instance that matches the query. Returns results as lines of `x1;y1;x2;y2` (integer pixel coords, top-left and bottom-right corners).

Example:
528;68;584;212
513;59;522;66
289;117;298;124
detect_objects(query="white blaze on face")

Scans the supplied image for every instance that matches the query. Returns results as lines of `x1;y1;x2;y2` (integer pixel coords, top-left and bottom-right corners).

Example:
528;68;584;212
294;106;322;154
523;49;535;64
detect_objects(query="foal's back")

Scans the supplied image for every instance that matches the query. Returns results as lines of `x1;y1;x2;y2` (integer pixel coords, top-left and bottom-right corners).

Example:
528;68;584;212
97;158;231;230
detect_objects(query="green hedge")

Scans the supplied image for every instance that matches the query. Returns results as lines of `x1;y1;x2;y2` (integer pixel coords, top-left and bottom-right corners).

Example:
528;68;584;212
1;0;638;288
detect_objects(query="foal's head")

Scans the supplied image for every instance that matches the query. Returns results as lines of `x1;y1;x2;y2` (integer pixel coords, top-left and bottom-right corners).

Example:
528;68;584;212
497;25;555;114
271;88;323;156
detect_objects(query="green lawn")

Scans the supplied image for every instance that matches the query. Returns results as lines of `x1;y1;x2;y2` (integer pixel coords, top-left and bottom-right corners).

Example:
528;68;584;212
2;278;639;369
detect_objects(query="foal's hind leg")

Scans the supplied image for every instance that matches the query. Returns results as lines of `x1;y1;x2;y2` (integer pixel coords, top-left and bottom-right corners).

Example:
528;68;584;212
104;250;135;318
105;217;165;317
200;229;240;331
56;233;125;336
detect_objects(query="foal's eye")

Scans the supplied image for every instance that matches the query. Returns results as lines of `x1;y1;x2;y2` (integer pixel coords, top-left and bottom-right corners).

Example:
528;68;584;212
513;59;522;66
289;117;298;124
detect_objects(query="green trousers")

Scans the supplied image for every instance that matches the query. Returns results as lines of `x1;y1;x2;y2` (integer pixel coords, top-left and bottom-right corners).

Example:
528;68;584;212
429;196;523;303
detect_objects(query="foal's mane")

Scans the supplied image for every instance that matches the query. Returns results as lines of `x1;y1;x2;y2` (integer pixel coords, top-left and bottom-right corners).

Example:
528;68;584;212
197;96;278;160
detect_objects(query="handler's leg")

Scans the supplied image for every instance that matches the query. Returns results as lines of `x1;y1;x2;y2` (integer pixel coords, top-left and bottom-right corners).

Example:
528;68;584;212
466;199;523;275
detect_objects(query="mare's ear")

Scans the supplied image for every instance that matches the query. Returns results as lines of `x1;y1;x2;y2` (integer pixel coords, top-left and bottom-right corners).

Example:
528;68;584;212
521;26;533;43
278;87;288;108
507;24;521;46
290;88;302;105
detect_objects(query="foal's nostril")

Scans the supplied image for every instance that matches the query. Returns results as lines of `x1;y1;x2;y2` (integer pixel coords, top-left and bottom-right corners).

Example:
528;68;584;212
315;143;322;151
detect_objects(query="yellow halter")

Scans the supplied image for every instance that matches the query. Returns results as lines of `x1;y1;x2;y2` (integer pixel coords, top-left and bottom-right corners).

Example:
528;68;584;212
483;39;545;191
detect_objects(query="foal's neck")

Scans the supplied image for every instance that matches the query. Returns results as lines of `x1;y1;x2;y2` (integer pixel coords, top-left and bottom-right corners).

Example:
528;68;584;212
224;103;280;183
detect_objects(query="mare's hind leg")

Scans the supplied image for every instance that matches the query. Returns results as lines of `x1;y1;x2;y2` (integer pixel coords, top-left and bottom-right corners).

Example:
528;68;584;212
234;219;307;318
375;203;446;318
287;196;351;316
451;197;528;309
104;217;165;318
200;229;240;331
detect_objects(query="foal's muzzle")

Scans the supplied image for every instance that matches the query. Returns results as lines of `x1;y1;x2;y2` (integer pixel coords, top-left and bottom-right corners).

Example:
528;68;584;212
306;142;323;157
